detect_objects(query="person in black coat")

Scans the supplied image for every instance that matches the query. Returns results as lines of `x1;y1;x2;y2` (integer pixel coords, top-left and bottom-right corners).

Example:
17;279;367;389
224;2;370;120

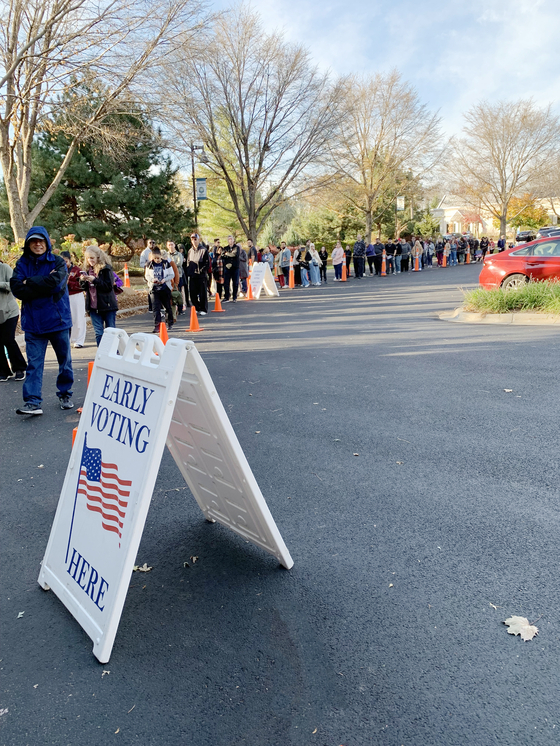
79;245;118;346
186;233;211;314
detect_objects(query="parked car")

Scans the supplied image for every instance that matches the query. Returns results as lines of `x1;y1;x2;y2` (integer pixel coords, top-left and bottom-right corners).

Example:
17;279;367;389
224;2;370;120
479;236;560;289
536;226;560;239
515;230;537;242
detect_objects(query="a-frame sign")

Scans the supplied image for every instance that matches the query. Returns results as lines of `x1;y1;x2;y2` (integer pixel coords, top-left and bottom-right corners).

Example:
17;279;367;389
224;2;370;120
38;329;293;663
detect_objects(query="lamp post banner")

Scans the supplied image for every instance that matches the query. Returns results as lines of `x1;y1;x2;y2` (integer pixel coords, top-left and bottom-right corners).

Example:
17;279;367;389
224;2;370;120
38;329;292;663
195;178;207;200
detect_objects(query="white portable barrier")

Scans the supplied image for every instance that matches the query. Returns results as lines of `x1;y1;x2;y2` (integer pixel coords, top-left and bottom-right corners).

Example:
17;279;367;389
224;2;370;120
249;262;279;299
38;329;293;663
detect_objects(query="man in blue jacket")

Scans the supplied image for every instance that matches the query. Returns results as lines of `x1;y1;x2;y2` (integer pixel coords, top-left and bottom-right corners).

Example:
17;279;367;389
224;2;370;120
10;227;74;415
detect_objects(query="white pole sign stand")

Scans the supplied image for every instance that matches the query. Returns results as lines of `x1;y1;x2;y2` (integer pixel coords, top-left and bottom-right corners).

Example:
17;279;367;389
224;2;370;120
38;329;293;663
249;262;279;299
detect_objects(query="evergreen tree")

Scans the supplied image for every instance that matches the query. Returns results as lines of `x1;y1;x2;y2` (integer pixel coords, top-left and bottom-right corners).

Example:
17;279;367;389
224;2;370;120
1;108;194;254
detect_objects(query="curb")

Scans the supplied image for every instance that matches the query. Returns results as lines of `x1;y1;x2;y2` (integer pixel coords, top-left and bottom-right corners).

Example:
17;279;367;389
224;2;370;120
438;308;560;326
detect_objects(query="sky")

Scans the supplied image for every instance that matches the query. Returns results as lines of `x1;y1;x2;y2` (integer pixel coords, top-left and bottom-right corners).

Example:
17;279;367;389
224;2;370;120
211;0;560;135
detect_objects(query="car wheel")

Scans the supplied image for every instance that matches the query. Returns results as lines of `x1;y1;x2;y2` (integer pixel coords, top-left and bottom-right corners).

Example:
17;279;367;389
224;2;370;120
501;273;528;290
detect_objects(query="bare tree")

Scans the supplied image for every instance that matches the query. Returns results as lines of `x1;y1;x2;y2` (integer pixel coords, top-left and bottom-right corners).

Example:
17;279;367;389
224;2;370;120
159;5;345;242
0;0;209;241
452;100;560;237
326;71;443;242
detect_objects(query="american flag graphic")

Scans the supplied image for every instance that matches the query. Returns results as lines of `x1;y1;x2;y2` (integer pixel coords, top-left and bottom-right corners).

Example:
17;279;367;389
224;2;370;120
77;437;132;543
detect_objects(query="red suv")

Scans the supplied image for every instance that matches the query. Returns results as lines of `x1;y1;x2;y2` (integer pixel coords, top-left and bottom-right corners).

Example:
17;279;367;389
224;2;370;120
479;237;560;289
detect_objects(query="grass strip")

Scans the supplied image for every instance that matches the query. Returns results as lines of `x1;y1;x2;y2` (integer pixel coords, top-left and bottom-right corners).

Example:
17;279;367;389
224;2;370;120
463;280;560;314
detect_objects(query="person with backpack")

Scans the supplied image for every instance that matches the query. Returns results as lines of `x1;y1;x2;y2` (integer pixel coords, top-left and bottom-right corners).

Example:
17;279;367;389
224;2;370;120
144;247;175;332
186;233;210;314
80;245;119;344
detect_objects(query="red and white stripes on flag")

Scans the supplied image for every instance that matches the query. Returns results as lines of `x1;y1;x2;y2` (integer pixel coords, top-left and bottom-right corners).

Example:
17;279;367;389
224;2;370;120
78;440;131;541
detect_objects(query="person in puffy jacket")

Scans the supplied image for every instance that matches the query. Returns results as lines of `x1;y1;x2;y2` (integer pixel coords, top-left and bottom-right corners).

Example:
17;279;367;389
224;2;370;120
10;226;74;415
0;259;27;382
79;245;119;345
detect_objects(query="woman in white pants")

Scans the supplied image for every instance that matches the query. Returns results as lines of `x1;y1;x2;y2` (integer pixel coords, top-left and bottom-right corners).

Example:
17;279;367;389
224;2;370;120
62;251;87;347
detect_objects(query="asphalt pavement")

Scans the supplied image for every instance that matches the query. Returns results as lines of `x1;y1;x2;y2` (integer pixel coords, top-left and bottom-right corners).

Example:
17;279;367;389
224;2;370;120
3;263;560;746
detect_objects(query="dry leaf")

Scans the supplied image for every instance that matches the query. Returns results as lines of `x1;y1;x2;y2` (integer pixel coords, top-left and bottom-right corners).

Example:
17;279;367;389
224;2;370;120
504;616;539;641
389;583;394;588
504;389;513;393
133;563;152;573
102;670;110;677
190;556;199;564
33;684;38;689
17;611;24;619
312;728;317;734
183;561;190;568
127;705;135;714
396;461;403;465
37;464;44;469
489;603;500;610
115;727;120;733
353;453;359;456
255;431;260;433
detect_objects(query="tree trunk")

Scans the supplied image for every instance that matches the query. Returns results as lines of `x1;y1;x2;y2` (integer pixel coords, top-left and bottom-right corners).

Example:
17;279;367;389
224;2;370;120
500;213;507;238
365;210;372;243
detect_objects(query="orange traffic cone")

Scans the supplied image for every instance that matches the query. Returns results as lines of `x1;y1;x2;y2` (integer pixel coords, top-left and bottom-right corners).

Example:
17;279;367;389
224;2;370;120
414;254;420;271
123;263;131;287
212;293;225;312
466;249;470;264
246;280;254;300
187;305;203;332
289;255;295;288
87;360;94;386
381;250;387;276
72;427;78;447
341;260;347;281
159;322;168;344
442;253;447;268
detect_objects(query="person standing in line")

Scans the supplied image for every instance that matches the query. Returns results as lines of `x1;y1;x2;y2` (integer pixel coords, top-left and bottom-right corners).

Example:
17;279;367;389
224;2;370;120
401;238;411;272
373;238;385;275
60;251;87;348
10;226;74;414
331;242;343;280
247;239;258;265
344;245;353;277
443;240;451;266
319;246;328;283
449;237;458;266
167;241;185;314
427;239;435;267
187;233;210;314
139;239;156;269
222;235;240;302
212;241;225;298
436;238;444;266
497;235;506;252
385;240;396;274
412;240;423;270
393;239;402;273
353;235;366;278
0;257;27;382
144;247;175;332
261;245;274;271
366;241;375;275
292;245;302;286
309;244;322;285
239;244;249;296
299;245;311;287
279;242;291;287
80;245;119;345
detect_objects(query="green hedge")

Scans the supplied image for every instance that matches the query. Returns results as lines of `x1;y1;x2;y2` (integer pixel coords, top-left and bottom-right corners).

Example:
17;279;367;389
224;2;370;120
463;280;560;314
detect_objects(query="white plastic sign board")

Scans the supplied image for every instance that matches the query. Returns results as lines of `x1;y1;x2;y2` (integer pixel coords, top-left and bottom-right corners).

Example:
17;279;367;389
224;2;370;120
38;329;293;663
249;262;279;299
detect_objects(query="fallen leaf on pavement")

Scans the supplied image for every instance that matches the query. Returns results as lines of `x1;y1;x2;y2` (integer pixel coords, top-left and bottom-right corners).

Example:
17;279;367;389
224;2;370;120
128;705;135;714
17;612;24;619
133;563;152;573
183;561;190;568
396;461;403;465
37;465;44;469
504;389;513;393
353;453;359;456
504;616;538;641
312;728;317;734
389;583;394;588
115;727;120;733
190;556;199;564
102;670;110;677
489;603;500;610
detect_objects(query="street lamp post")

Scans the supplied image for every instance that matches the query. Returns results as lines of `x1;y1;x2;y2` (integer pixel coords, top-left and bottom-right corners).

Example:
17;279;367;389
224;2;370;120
190;143;207;229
